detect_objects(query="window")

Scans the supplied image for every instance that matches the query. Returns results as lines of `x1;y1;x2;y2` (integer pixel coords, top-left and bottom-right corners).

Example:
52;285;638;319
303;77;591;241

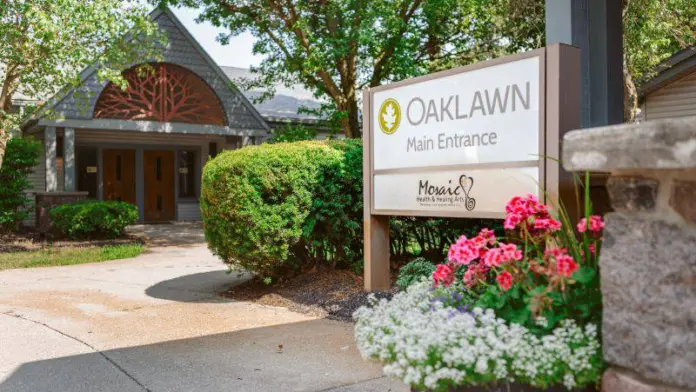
178;150;196;197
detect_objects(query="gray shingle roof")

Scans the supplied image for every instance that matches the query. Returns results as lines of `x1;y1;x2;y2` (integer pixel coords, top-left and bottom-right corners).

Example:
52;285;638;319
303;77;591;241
220;66;323;122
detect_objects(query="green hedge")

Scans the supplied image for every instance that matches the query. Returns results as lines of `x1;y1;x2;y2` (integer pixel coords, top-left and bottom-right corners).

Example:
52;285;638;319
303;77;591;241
202;139;503;278
201;140;363;276
0;137;41;232
50;201;138;239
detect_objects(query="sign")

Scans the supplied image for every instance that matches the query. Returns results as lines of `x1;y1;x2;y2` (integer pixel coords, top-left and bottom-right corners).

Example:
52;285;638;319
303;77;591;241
179;167;189;174
363;45;581;291
368;52;544;218
86;166;98;173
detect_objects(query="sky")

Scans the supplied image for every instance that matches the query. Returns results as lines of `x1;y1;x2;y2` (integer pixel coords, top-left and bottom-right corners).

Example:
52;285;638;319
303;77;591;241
167;6;265;69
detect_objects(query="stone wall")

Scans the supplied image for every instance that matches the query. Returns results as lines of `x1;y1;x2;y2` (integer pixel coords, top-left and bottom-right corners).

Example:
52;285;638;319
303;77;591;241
35;192;89;233
563;116;696;392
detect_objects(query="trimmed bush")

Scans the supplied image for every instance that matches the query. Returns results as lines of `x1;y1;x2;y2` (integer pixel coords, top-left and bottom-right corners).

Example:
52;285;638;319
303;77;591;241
202;139;503;278
50;201;138;239
0;137;41;232
201;140;362;276
396;257;437;290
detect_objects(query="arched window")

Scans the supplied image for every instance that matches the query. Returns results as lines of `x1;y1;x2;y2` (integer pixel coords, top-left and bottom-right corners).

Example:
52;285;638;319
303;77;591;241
93;63;227;126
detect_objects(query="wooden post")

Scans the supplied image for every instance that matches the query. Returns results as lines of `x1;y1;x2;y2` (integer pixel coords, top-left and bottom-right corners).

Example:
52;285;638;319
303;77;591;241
363;90;391;291
545;44;583;222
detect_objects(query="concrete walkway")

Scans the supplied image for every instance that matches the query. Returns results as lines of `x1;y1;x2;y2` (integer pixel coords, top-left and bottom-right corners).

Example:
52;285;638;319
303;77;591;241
0;224;407;392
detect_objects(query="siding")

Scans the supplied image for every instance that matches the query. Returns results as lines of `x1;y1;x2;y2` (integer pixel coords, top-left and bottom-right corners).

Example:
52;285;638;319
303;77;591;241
177;202;202;221
645;70;696;120
23;147;47;226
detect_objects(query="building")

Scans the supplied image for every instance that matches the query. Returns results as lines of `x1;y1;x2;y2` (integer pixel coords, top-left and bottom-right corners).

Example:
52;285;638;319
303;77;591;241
639;47;696;120
20;8;322;224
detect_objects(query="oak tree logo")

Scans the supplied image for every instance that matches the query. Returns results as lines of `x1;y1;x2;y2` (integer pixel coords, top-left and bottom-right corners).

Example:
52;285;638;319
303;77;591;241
378;98;401;135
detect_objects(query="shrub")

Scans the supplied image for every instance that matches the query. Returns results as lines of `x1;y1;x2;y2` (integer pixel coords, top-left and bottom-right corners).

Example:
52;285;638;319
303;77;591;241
396;257;436;290
202;139;506;278
0;137;41;232
201;141;362;276
50;201;138;239
266;124;317;143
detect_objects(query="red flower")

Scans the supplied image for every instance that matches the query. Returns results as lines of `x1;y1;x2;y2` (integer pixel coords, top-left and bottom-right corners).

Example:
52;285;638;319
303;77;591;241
577;215;604;234
483;248;504;267
499;242;522;262
478;228;496;244
433;264;455;287
556;254;579;277
496;271;514;291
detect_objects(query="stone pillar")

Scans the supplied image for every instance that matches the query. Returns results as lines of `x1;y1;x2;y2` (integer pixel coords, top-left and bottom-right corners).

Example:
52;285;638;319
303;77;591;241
63;128;75;192
563;116;696;392
44;126;58;192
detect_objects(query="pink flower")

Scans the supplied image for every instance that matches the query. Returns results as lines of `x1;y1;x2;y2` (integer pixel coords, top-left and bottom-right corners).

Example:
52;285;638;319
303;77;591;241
545;247;568;258
499;243;522;262
455;235;469;247
556;254;579;277
496;271;514;291
463;263;489;288
478;228;496;244
577;215;604;233
504;214;522;230
483;248;504;267
433;264;455;287
548;218;562;232
453;243;478;265
534;218;562;232
470;235;488;249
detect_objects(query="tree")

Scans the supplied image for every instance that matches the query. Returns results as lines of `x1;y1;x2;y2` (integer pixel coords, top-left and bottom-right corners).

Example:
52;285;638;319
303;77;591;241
0;0;166;168
622;0;696;121
160;0;474;138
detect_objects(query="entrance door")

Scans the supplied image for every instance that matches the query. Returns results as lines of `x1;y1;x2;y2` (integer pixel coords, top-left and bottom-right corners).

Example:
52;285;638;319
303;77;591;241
103;149;136;204
144;151;175;222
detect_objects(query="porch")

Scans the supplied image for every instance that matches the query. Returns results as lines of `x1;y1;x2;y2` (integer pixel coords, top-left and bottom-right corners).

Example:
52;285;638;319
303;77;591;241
27;118;265;223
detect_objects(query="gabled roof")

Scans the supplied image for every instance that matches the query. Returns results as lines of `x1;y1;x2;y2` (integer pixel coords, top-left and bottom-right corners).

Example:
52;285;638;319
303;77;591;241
22;7;270;132
221;66;323;123
639;46;696;99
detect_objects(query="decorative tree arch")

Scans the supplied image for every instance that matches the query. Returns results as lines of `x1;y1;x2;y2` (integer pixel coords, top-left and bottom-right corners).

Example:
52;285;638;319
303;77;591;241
94;63;227;126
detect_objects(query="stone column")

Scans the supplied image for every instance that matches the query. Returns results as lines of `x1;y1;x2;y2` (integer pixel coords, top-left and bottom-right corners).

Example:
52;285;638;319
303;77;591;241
63;128;76;192
44;126;58;192
563;116;696;392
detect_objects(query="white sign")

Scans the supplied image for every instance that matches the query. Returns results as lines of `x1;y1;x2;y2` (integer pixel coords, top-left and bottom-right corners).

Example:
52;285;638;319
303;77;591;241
86;166;98;173
368;53;543;217
372;56;540;171
373;168;539;216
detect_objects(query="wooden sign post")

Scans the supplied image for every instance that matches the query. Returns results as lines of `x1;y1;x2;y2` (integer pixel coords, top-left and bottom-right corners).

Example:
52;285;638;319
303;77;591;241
363;44;581;291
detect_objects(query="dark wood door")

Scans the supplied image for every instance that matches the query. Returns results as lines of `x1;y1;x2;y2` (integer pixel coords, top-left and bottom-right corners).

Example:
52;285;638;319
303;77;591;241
103;149;136;204
144;151;175;222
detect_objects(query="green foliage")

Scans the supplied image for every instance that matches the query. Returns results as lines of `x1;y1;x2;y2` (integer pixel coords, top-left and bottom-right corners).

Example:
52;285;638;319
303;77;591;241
396;257;436;290
0;0;166;167
266;124;317;143
201;140;361;276
203;140;505;277
0;137;41;232
50;201;139;239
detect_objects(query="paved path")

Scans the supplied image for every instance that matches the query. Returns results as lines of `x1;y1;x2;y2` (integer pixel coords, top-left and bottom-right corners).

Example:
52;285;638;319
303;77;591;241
0;225;406;392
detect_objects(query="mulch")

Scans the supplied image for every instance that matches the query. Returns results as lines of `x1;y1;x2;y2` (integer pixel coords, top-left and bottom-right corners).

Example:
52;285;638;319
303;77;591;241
0;230;143;253
220;268;396;322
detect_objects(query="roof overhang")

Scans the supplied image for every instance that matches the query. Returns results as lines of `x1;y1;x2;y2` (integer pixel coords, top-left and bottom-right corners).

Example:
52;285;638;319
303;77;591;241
26;118;268;137
639;47;696;100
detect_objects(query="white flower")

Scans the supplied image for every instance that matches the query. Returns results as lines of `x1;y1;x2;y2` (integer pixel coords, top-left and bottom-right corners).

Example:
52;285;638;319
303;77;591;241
353;281;602;390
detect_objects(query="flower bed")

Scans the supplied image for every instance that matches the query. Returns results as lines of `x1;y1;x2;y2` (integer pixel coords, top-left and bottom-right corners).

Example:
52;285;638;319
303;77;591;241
354;192;605;391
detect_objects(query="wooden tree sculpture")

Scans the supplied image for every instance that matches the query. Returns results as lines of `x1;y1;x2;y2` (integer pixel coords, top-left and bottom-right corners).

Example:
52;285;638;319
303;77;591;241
94;63;227;125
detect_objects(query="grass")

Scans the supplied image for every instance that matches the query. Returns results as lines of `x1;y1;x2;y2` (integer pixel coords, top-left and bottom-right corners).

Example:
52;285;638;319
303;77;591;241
0;244;145;271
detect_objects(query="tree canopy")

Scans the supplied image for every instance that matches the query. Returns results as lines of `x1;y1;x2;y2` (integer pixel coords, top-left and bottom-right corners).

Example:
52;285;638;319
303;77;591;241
0;0;165;168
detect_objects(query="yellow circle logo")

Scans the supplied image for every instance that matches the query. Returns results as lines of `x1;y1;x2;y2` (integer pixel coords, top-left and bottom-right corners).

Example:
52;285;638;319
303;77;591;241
378;98;401;135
